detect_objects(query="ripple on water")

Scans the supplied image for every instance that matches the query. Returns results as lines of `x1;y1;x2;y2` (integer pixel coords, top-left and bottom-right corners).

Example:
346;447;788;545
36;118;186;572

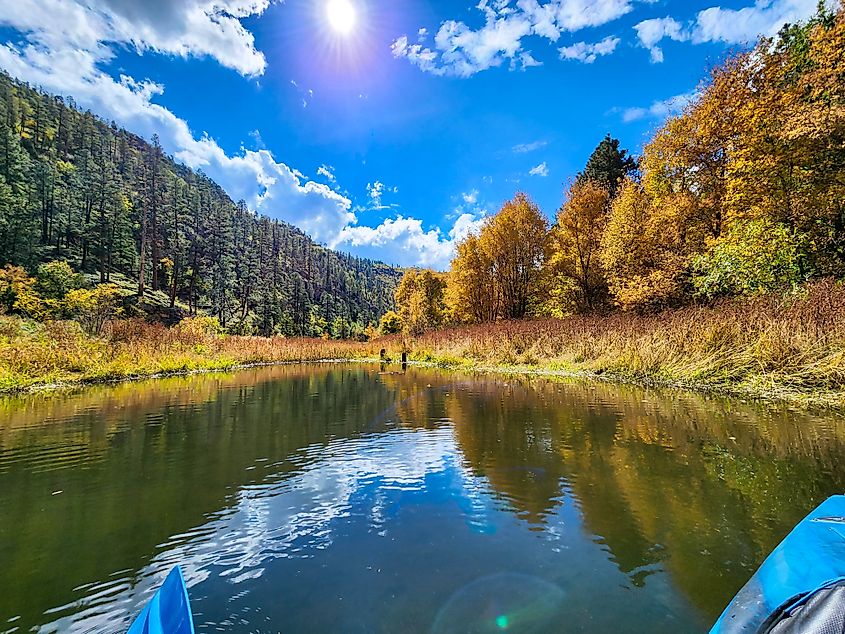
35;426;467;633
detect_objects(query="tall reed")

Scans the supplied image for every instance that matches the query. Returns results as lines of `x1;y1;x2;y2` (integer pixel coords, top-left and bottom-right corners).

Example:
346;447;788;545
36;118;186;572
380;279;845;397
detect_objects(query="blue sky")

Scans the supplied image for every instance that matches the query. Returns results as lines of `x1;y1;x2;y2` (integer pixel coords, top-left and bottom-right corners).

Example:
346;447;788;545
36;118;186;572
0;0;829;268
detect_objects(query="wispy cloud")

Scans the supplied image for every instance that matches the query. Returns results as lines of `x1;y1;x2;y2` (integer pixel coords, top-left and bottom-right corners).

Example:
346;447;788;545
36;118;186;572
529;162;549;177
364;180;400;211
621;91;696;122
512;140;548;154
317;164;337;185
559;36;620;63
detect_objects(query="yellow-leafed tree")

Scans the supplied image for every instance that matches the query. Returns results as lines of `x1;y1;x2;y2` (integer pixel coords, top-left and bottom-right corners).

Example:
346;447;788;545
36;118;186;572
480;192;549;320
448;193;548;322
446;234;498;324
546;180;611;314
394;269;447;336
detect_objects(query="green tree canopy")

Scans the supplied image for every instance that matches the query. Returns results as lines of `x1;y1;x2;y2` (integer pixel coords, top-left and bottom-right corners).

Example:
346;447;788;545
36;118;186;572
576;134;638;200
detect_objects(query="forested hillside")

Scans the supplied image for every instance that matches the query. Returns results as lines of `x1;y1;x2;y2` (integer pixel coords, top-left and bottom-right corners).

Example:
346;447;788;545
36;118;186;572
0;73;401;337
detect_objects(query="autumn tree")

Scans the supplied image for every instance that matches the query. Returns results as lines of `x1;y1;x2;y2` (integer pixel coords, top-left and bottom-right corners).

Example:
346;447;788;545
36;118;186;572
600;180;689;309
446;234;498;324
64;283;123;335
723;3;845;275
0;264;40;316
394;269;446;335
378;310;402;335
599;52;756;309
447;193;548;322
481;193;549;320
546;180;611;314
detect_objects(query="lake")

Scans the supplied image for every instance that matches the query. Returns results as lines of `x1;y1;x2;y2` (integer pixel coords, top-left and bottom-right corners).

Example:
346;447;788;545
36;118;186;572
1;364;844;633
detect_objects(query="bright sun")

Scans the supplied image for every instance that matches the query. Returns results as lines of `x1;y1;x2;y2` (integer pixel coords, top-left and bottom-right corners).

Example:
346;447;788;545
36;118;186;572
326;0;356;35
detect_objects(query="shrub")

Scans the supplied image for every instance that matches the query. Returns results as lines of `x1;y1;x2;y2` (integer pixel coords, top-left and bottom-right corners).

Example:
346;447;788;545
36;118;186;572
35;260;84;301
379;310;403;335
64;284;123;335
692;219;807;298
176;316;223;341
0;265;45;318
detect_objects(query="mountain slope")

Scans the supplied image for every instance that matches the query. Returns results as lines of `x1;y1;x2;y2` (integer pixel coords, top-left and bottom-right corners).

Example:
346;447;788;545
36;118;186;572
0;72;401;337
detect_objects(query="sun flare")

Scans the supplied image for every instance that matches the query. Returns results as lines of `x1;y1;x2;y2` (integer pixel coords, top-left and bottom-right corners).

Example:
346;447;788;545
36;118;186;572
326;0;356;35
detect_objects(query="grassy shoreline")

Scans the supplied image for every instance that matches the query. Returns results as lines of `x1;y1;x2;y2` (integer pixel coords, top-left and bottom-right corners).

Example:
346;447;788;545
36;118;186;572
390;358;845;409
379;280;845;409
6;352;843;410
0;316;379;394
2;280;844;407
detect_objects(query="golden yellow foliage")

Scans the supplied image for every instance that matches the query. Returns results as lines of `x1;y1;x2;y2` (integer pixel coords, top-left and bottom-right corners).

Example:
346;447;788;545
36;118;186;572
447;193;548;323
546;180;611;314
64;284;123;335
394;269;446;335
447;234;498;324
0;265;45;319
600;180;688;310
602;3;845;307
479;192;549;320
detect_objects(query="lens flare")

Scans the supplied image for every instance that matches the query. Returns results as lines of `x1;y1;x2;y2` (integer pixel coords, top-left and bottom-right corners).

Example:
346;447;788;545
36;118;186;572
432;573;565;634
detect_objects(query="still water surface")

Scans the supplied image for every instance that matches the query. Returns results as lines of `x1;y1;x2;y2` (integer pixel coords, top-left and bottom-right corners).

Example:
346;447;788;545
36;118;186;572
1;364;844;633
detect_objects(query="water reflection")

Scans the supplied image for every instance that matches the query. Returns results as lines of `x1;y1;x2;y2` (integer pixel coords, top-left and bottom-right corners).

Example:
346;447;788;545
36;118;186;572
0;365;843;633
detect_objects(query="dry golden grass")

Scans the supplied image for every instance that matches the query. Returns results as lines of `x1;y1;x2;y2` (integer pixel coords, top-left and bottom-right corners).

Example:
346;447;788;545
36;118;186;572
1;280;843;403
0;316;378;391
379;279;845;400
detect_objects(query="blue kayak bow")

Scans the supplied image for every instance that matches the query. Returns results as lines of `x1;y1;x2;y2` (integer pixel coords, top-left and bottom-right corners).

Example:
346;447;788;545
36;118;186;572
127;566;195;634
711;495;845;633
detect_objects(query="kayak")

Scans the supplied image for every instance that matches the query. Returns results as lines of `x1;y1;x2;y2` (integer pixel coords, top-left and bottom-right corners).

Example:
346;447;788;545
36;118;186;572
127;566;194;634
711;495;845;633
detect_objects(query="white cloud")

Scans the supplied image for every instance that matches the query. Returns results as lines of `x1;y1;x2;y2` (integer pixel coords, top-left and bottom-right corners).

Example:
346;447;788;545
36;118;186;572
693;0;827;43
634;0;835;62
529;161;549;177
559;35;620;63
512;140;548;154
317;164;337;185
367;181;385;206
462;189;479;204
634;17;687;63
334;212;487;269
392;0;642;77
0;0;269;76
621;90;696;122
518;51;544;69
364;180;400;211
